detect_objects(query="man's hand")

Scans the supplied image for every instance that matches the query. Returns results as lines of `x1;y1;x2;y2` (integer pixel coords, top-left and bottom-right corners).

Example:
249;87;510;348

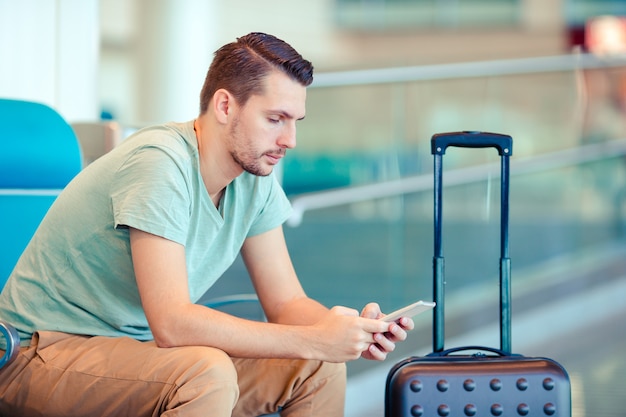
306;306;390;362
359;303;414;361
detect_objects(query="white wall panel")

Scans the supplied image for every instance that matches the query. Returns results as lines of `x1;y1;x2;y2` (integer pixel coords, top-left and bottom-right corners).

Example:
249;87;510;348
0;0;99;122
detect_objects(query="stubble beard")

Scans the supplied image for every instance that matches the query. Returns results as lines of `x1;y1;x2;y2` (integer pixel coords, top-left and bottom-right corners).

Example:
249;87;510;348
231;150;270;177
228;116;275;177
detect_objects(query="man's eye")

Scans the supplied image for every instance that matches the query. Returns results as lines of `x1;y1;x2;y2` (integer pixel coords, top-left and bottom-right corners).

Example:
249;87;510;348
269;118;280;124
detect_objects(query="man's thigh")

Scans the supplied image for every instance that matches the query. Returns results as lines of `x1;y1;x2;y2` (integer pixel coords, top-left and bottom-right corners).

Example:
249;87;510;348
0;331;238;417
233;357;347;417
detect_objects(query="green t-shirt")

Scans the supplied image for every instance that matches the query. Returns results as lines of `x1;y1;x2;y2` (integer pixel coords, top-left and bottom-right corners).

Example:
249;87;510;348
0;121;292;346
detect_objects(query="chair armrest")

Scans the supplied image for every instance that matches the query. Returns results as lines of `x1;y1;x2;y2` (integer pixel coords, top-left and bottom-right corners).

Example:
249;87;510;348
203;293;259;308
202;293;266;321
0;320;20;368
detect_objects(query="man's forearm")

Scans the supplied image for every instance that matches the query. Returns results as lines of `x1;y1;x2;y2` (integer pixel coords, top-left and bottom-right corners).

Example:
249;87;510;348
267;295;329;326
152;302;323;359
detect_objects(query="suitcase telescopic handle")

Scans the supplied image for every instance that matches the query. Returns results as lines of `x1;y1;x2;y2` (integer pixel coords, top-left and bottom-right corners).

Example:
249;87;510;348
431;131;513;354
431;131;513;156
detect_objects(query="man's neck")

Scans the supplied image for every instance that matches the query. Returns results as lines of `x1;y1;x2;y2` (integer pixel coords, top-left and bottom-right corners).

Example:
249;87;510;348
193;116;241;202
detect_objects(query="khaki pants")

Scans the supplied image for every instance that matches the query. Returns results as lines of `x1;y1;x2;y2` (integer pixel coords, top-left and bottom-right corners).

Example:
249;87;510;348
0;331;346;417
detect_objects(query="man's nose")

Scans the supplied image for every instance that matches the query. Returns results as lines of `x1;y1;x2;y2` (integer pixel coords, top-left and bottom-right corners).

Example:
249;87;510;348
278;122;297;149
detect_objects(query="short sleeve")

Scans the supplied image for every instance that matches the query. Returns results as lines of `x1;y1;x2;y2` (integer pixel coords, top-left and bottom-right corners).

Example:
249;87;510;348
246;174;293;237
111;145;192;245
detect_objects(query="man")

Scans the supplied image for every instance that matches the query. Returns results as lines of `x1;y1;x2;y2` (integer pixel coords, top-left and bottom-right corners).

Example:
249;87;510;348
0;33;413;416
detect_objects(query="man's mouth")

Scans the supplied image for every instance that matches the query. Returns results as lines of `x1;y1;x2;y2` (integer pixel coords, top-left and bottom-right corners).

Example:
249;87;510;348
265;150;286;164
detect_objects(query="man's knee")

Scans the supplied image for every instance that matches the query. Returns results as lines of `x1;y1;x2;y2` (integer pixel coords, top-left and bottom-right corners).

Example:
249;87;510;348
283;360;347;416
164;346;239;412
313;361;347;388
294;359;347;392
173;345;238;385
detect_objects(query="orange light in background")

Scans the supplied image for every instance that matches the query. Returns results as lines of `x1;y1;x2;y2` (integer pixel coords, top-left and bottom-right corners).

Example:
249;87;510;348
586;15;626;55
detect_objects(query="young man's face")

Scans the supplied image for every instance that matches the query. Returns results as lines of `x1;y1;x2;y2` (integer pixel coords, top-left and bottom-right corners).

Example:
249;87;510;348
226;70;307;177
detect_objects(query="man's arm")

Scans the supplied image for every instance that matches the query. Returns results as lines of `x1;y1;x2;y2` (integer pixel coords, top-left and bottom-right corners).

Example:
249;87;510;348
129;227;393;362
241;226;412;360
239;226;329;326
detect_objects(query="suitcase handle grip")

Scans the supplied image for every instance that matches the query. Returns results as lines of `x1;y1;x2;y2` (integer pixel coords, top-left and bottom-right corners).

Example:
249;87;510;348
427;345;520;358
431;131;513;156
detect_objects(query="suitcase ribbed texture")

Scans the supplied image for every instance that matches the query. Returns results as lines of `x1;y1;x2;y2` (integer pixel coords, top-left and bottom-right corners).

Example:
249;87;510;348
387;355;570;416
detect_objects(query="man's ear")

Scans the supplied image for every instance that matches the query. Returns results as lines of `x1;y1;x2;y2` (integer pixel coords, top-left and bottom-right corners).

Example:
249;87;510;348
213;89;233;124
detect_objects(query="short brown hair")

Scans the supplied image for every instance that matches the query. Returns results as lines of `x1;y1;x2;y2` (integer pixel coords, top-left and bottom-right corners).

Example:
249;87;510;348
199;32;314;114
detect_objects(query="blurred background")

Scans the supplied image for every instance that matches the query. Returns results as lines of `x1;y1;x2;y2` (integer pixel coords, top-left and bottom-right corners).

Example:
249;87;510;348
1;1;625;416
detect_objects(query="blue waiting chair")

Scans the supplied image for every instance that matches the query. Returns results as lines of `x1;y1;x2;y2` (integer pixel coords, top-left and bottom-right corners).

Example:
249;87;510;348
0;98;83;288
0;98;82;368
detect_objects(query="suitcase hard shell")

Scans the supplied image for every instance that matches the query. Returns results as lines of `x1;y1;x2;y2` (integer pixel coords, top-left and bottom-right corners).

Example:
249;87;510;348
386;348;571;417
385;132;571;417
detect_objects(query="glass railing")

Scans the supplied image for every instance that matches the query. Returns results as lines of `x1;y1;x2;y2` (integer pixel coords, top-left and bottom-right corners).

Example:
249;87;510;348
282;148;626;309
279;53;626;306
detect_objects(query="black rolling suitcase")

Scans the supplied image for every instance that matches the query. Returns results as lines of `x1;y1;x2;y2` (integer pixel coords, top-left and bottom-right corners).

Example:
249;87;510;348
385;132;571;417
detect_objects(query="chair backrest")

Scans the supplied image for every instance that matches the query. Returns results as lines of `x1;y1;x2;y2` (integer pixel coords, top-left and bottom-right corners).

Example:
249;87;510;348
0;98;83;289
72;121;123;166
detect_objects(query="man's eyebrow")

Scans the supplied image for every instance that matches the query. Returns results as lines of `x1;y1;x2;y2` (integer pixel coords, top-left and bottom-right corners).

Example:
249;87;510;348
271;110;306;121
